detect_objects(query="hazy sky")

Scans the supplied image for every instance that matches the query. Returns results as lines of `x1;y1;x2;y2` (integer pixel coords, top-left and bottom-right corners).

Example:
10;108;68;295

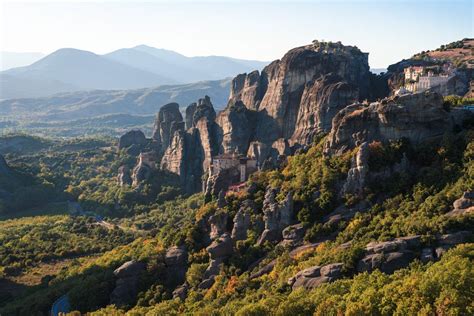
1;0;472;68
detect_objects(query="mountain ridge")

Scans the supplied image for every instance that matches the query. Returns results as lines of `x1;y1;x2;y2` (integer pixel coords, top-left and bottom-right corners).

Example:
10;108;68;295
0;46;268;99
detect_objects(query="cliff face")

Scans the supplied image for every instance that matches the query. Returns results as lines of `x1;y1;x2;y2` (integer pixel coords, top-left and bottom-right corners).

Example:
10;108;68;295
152;103;183;154
123;40;473;195
216;101;257;154
291;73;359;145
226;41;370;153
157;96;219;193
325;92;469;154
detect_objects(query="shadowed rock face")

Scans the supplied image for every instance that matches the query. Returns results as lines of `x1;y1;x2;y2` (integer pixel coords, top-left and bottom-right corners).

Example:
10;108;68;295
216;101;257;154
159;96;219;194
152;102;183;153
110;261;146;307
291;73;359;144
118;130;147;150
223;41;370;155
325;92;468;155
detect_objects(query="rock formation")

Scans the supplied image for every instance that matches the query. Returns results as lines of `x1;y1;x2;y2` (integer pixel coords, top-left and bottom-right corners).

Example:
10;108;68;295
209;212;228;240
281;223;306;247
257;188;294;245
291;73;359;144
118;130;147;150
165;246;188;287
158;96;219;194
230;41;370;147
325;92;470;154
357;232;471;274
231;200;254;241
216;101;256;155
341;142;369;198
288;263;344;290
200;233;233;289
446;191;474;217
110;261;146;307
117;165;132;186
152;103;183;154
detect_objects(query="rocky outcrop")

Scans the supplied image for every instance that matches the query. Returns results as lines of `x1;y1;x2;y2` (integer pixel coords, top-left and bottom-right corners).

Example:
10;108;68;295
117;165;132;186
132;159;153;186
446;191;474;217
200;233;233;289
341;142;369;197
172;283;189;301
288;263;344;290
159;97;220;194
228;70;267;111
110;261;146;307
118;130;147;150
185;103;197;130
209;212;228;240
231;200;254;241
325;92;467;154
221;41;371;156
165;246;188;287
357;232;471;274
281;223;306;247
357;237;419;274
152;103;183;154
216;101;256;155
257;188;294;245
204;166;241;199
291;73;359;144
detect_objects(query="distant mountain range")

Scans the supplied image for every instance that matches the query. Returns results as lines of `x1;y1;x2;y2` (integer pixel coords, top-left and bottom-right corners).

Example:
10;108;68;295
0;46;268;99
0;78;231;122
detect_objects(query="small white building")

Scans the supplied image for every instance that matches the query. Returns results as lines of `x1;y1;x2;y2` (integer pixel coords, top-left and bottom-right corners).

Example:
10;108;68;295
403;64;455;94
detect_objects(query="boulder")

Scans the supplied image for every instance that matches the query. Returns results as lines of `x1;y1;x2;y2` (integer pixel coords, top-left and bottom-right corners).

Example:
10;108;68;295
380;251;416;274
118;130;147;150
165;246;188;287
289;262;343;290
165;246;188;267
198;276;215;290
172;283;188;301
206;233;233;259
281;223;306;246
447;191;474;217
209;212;228;240
437;231;471;246
110;261;146;307
365;239;408;255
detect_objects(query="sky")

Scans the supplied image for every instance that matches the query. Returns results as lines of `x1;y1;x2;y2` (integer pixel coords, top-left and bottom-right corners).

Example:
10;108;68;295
0;0;472;68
